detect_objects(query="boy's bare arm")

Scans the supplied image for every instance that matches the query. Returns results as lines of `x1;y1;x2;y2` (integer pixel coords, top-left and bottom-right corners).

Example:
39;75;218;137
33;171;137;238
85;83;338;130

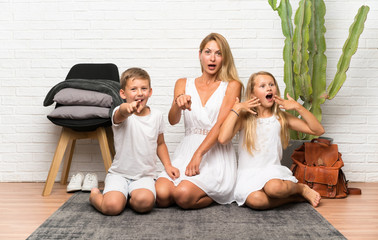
156;133;180;179
113;101;142;124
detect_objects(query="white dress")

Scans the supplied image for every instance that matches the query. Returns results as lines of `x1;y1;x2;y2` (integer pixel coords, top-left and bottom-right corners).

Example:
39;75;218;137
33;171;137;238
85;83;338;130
234;115;298;206
159;78;237;204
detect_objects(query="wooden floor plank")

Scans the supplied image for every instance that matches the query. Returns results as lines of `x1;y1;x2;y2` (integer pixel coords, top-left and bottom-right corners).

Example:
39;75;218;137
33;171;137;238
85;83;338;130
0;182;377;240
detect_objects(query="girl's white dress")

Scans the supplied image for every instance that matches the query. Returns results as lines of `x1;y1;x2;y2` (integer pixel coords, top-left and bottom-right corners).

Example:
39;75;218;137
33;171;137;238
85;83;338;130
159;78;237;204
234;115;298;206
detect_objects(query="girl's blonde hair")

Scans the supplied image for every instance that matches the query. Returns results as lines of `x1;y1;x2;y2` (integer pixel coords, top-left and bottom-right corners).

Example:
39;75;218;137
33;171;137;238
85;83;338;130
199;33;243;86
241;71;290;155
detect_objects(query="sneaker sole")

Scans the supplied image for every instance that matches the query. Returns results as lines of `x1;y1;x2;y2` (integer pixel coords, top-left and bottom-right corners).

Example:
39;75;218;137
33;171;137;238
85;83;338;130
66;187;82;193
81;185;97;192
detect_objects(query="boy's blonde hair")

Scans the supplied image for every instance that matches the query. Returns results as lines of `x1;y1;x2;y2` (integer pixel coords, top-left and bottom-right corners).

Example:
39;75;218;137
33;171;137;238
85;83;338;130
241;71;289;155
199;33;243;87
120;67;151;90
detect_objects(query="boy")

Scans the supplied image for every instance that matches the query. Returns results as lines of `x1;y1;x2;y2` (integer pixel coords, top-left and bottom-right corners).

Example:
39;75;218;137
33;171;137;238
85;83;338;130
90;67;179;215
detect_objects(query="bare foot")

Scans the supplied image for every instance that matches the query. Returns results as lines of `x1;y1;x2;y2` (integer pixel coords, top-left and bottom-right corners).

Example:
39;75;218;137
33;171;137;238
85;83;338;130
300;183;321;207
89;187;101;204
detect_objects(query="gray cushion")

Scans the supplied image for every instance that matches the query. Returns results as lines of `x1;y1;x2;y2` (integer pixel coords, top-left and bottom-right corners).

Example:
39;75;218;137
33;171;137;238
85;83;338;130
47;106;110;119
53;88;113;107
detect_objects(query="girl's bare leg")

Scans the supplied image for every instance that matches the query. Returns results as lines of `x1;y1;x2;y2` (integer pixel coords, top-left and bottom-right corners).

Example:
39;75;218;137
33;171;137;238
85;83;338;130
263;179;321;207
155;178;175;207
245;189;300;210
173;180;213;209
245;179;321;210
89;188;127;216
298;183;321;207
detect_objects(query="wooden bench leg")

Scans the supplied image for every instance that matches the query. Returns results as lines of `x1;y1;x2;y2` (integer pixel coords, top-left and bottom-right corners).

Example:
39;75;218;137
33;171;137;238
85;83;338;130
97;127;112;172
42;128;71;196
44;127;113;196
60;139;76;185
105;126;115;158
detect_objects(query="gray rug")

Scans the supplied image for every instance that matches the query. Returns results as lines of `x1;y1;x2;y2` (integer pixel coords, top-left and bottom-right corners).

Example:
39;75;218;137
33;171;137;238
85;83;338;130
28;192;345;240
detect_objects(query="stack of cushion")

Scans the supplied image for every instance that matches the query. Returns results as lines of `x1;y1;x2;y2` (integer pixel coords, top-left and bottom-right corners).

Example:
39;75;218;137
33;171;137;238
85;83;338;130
48;88;113;119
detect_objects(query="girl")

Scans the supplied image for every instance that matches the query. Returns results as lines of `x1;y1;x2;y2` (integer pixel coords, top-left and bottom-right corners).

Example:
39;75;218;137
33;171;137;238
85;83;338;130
218;71;324;210
156;33;243;209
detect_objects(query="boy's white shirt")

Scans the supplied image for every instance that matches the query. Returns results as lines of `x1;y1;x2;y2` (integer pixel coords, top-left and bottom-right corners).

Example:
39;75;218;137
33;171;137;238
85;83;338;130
109;105;165;180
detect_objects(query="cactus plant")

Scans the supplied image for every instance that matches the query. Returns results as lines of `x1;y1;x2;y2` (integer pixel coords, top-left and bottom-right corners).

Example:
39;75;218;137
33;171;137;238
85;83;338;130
268;0;369;140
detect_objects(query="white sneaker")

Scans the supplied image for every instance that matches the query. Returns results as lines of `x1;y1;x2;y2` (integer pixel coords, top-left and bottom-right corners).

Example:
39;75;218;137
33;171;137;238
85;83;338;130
67;172;84;192
81;173;98;192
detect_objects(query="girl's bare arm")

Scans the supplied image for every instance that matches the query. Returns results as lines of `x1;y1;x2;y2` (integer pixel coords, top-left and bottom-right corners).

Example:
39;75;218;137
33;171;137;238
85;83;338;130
218;97;259;144
275;94;325;136
185;80;242;176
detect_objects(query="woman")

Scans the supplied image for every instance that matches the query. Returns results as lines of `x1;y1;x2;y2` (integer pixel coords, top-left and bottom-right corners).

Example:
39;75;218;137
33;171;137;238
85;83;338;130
156;33;243;209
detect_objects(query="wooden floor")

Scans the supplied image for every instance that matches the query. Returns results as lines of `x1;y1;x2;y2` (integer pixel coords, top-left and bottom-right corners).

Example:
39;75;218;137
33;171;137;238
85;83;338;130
0;182;377;240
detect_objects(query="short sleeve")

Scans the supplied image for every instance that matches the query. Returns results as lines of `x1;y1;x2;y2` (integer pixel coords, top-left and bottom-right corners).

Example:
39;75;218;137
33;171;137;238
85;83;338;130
158;111;165;135
111;105;121;126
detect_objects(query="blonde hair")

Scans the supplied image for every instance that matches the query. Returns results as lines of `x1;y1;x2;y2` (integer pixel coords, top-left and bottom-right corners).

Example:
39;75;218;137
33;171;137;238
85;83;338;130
199;33;242;86
120;67;151;90
241;71;290;155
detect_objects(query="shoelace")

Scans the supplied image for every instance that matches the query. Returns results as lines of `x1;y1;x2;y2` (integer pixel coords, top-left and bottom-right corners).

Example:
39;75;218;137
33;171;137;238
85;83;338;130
86;174;95;183
72;174;82;182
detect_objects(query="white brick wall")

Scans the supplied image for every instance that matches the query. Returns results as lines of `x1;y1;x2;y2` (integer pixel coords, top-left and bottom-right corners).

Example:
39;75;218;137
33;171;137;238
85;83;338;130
0;0;377;182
